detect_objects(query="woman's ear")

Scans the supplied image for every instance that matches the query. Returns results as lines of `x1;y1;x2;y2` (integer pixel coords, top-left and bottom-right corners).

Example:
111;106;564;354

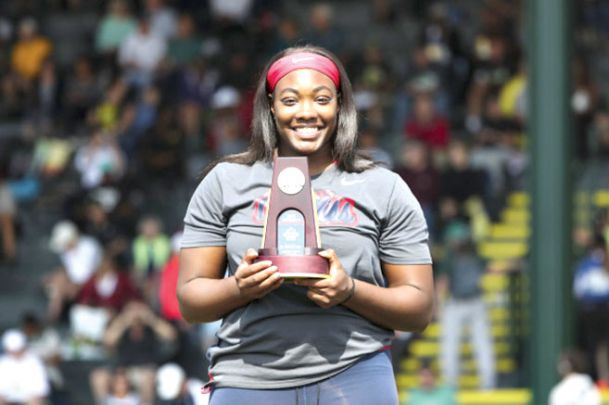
268;93;274;115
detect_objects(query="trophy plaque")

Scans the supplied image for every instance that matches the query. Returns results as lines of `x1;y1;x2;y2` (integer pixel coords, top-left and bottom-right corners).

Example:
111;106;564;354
256;157;329;278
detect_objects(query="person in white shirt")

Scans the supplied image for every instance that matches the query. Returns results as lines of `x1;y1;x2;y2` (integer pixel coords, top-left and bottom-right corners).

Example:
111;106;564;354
74;130;126;189
549;349;601;405
118;16;167;87
0;329;49;405
43;220;103;322
21;313;65;391
144;0;177;39
156;363;208;405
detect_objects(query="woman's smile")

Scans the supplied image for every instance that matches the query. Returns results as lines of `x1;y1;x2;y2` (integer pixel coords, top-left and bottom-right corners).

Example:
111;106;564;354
290;126;323;139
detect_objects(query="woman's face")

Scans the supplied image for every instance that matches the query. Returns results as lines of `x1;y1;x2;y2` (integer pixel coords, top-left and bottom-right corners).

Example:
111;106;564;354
271;69;339;159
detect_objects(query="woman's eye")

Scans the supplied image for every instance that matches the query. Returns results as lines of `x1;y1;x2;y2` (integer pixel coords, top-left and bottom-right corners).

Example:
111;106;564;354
316;97;331;104
281;98;297;106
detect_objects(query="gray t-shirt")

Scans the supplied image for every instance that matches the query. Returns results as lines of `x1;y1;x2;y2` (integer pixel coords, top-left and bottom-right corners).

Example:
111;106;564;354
182;161;432;389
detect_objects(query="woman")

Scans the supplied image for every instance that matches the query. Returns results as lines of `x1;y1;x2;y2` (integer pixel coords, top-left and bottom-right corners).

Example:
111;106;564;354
178;45;434;404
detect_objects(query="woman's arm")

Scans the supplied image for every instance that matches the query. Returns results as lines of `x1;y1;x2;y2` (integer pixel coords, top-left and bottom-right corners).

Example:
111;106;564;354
177;247;283;323
296;249;434;332
343;262;434;332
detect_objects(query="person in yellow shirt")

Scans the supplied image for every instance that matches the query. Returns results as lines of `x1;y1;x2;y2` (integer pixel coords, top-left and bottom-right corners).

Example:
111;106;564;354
10;17;52;81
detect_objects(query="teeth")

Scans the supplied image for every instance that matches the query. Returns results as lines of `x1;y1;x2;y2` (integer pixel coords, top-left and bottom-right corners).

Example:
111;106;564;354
294;127;319;136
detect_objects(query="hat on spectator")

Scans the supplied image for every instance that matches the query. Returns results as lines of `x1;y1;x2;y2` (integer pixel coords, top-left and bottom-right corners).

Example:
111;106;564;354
49;220;79;253
156;363;185;400
2;329;27;353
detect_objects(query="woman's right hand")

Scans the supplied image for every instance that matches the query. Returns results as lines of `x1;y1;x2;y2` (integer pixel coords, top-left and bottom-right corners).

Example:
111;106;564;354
234;248;283;301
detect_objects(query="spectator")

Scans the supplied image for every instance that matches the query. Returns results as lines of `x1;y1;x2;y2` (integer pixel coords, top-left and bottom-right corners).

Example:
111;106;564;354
0;170;17;266
395;140;441;238
90;78;128;132
175;58;217;140
416;2;468;107
118;86;161;159
35;58;60;125
269;16;301;55
95;0;137;55
206;85;248;157
167;14;202;68
144;0;178;40
466;33;516;133
590;111;609;159
139;107;186;184
31;134;74;179
82;198;127;253
156;362;208;405
573;235;609;387
10;17;52;82
470;90;522;218
118;16;167;88
101;367;140;405
403;44;449;119
43;220;103;322
208;0;254;25
572;57;601;160
74;129;126;190
90;301;177;405
63;56;102;130
437;220;496;390
497;61;527;124
132;215;171;296
357;126;393;169
304;3;344;54
76;251;142;315
0;329;50;404
404;92;450;152
405;361;456;405
21;313;65;396
549;349;601;405
439;140;489;225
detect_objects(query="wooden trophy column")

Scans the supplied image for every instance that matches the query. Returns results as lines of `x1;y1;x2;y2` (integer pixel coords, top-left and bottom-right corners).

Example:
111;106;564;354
257;157;329;278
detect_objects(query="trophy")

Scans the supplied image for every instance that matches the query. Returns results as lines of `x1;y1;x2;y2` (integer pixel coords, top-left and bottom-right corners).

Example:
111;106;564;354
256;157;329;278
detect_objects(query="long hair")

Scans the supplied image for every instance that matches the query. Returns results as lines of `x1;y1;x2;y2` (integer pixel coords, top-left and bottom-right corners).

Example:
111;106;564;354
203;45;374;176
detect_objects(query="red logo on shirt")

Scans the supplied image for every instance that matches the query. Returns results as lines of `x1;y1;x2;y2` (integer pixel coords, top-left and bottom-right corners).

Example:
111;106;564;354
252;190;358;226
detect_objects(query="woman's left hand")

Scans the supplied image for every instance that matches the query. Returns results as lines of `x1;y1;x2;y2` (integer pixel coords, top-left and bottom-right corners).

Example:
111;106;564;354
295;249;353;308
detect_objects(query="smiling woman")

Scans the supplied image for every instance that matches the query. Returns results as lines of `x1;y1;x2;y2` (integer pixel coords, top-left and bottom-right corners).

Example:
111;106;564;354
177;45;434;405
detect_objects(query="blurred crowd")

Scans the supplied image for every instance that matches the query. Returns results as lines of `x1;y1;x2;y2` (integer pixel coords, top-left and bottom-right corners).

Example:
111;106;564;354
0;0;609;403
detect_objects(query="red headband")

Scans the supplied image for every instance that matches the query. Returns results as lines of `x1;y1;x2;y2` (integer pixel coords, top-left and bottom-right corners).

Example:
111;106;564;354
266;52;341;92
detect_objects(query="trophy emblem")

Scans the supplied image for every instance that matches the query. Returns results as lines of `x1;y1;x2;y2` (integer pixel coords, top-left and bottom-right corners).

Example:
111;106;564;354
257;157;330;278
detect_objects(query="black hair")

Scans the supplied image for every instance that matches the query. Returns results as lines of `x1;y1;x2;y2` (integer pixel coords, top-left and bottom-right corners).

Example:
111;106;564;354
558;348;588;375
203;45;374;177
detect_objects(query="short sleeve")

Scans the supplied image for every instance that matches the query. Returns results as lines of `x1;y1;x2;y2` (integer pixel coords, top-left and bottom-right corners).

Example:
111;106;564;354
181;166;227;248
379;175;432;265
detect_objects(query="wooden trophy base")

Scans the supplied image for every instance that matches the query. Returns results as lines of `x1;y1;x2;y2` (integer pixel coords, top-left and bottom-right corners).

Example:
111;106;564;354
258;247;329;279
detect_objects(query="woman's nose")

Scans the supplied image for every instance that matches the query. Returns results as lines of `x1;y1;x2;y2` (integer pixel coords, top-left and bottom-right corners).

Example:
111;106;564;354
295;99;317;119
